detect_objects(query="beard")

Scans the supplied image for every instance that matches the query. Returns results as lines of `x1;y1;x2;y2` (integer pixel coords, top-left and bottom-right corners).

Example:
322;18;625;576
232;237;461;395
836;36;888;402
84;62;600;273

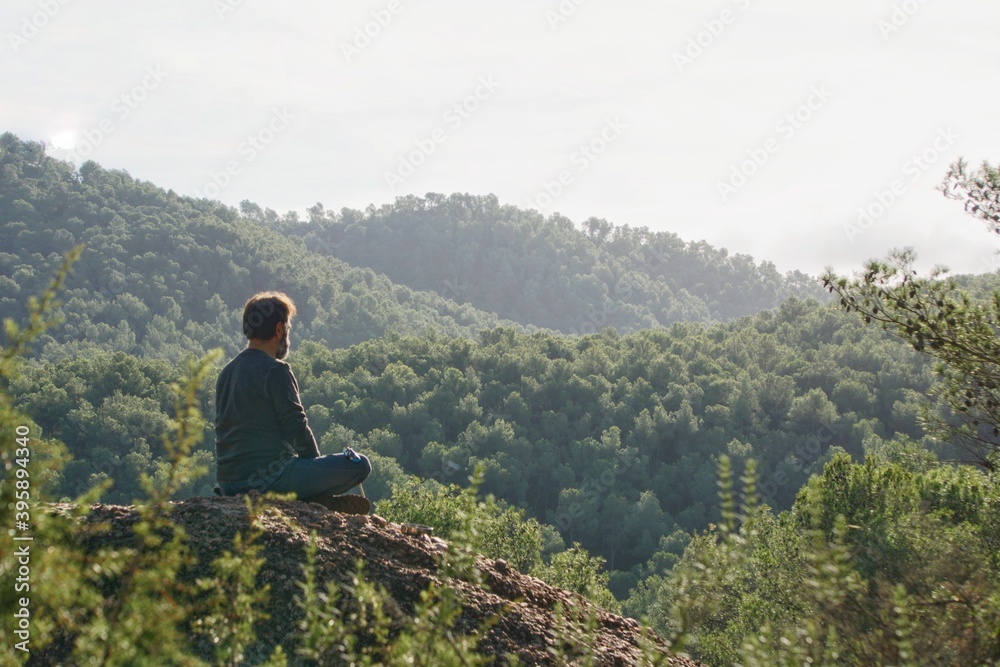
276;330;290;359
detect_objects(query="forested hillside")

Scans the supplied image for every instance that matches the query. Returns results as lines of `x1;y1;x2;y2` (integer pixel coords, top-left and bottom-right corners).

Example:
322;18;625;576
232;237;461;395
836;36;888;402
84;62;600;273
0;134;524;365
286;303;934;574
0;130;952;570
0;133;825;367
273;194;827;332
4;131;1000;664
12;297;937;575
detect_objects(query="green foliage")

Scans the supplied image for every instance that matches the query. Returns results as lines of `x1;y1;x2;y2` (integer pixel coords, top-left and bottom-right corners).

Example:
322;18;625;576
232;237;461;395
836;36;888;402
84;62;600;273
11;136;1000;664
380;583;494;667
0;258;268;665
1;319;223;663
941;158;1000;233
639;452;1000;666
0;263;524;666
280;192;827;332
294;486;500;666
823;248;1000;470
6;293;942;572
0;249;97;662
194;496;274;667
658;164;1000;664
292;310;934;569
295;540;394;666
69;351;222;666
360;451;408;503
0;133;520;367
377;469;543;575
10;350;213;502
0;132;955;574
545;600;604;666
822;160;1000;470
545;597;674;667
531;544;621;613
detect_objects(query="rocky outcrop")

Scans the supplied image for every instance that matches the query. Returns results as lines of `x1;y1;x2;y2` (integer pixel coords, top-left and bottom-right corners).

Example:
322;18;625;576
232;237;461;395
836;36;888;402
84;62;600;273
47;495;704;666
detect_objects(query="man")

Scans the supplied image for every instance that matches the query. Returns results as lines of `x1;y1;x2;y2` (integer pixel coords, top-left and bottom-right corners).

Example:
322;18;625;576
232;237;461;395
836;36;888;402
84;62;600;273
215;291;372;514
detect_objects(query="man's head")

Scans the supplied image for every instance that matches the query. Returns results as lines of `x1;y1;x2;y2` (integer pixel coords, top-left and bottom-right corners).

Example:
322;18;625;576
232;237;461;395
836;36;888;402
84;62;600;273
242;291;296;359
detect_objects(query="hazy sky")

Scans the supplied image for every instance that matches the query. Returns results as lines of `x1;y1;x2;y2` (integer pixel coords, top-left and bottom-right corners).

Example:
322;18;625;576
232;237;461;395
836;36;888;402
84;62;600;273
3;0;998;277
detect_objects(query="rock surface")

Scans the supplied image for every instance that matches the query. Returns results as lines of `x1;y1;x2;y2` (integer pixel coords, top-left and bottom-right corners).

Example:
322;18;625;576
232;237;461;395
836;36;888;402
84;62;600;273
50;494;705;666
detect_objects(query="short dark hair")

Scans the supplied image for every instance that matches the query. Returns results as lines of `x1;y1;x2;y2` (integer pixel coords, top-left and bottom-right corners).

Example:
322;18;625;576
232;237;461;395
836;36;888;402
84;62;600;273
242;291;296;340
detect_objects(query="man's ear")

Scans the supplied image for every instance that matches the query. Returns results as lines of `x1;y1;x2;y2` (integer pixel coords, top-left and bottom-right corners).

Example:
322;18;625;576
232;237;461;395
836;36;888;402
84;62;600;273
274;321;285;338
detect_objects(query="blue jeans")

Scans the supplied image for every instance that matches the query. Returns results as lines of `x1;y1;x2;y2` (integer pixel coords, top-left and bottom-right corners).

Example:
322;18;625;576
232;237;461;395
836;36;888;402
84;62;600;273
219;453;371;500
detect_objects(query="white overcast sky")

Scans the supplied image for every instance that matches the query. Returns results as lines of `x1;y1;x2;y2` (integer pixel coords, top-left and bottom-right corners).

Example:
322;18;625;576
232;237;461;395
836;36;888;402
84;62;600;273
2;0;998;277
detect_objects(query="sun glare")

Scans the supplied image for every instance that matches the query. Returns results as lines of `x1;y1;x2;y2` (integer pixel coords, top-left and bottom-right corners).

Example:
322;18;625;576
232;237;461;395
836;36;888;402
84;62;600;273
48;129;78;150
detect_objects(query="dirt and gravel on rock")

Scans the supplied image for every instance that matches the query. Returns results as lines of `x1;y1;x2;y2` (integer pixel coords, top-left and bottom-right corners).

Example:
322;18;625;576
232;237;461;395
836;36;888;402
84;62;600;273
40;494;706;666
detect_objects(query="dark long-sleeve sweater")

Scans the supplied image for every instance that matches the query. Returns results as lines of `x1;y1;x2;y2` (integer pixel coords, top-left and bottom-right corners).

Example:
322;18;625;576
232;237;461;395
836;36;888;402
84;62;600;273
214;348;320;482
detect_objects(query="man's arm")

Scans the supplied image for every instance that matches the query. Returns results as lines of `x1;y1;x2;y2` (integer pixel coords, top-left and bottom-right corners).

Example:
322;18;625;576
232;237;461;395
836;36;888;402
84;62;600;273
267;363;321;458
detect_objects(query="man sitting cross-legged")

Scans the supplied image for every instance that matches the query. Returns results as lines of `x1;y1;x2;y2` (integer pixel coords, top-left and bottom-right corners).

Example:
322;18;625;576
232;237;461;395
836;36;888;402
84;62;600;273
214;291;372;514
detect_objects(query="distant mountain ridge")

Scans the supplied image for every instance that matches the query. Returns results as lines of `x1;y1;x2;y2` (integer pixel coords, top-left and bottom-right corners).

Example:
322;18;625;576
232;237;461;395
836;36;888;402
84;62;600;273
1;132;826;356
0;133;525;363
269;193;827;333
